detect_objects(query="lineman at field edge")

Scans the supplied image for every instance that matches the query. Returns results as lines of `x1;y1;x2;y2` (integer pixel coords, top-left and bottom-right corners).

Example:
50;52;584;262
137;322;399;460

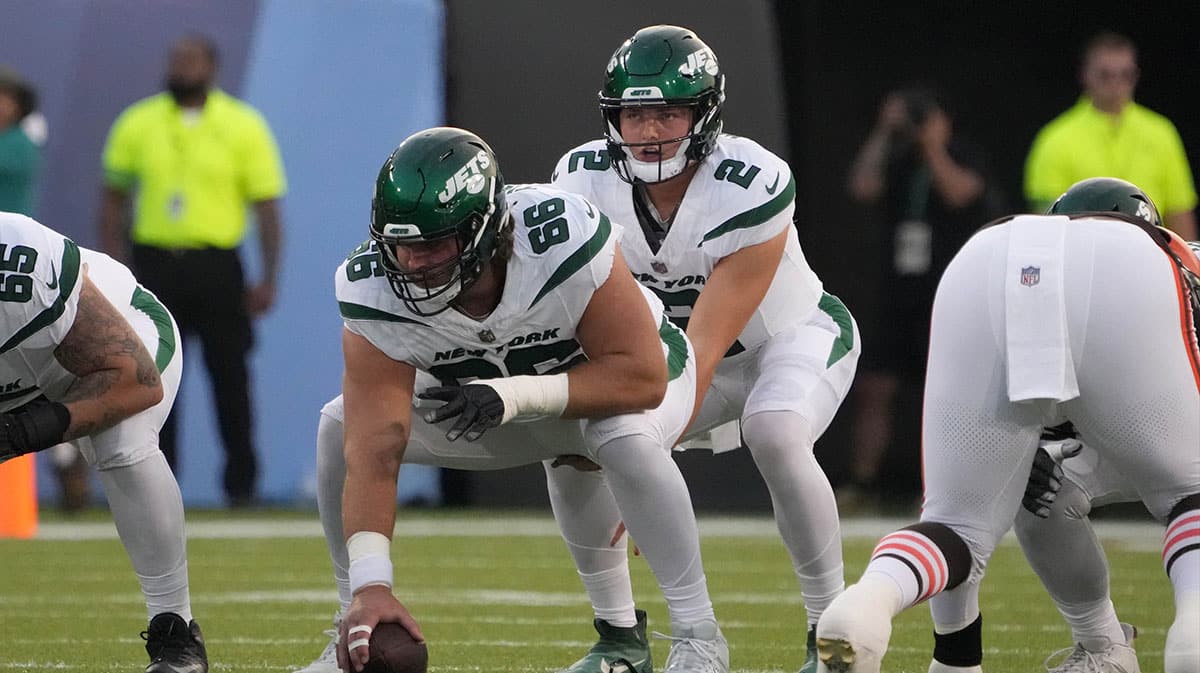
815;178;1200;673
0;211;207;672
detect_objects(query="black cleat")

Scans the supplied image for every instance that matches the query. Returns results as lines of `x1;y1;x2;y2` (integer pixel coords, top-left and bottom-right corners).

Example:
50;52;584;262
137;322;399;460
142;612;209;673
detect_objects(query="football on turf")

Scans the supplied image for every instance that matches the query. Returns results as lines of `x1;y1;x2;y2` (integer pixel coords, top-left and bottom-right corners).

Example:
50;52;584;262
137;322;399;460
363;622;428;673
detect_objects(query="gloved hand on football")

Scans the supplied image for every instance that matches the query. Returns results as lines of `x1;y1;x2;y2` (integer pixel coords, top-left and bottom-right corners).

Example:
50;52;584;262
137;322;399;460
1021;422;1084;518
418;383;507;442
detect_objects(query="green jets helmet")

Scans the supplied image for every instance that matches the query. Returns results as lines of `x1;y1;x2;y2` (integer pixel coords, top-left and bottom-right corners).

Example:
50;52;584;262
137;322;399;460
599;25;725;184
1047;177;1163;228
369;127;511;315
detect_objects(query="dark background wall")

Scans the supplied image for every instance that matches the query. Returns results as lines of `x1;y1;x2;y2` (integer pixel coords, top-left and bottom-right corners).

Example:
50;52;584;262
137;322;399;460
445;0;1200;509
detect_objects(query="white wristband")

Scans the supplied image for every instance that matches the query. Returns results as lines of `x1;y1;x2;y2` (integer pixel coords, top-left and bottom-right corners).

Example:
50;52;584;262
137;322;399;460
475;373;570;423
347;531;393;594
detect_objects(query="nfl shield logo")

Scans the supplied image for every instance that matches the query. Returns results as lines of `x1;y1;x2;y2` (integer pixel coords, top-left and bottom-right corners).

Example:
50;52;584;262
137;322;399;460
478;329;496;343
651;261;668;274
1020;266;1041;287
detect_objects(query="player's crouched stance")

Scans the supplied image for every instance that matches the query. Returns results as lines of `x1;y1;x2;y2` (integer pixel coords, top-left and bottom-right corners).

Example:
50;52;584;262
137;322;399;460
296;128;728;673
0;212;206;672
815;178;1200;673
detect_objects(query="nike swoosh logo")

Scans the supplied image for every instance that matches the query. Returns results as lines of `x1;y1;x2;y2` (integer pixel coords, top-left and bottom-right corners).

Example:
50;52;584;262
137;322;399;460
765;172;781;195
601;660;631;673
46;261;58;290
585;201;596;219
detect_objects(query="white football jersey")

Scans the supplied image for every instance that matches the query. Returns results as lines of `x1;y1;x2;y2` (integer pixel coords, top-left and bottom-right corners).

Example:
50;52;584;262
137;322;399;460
336;184;670;383
0;212;145;411
553;134;822;355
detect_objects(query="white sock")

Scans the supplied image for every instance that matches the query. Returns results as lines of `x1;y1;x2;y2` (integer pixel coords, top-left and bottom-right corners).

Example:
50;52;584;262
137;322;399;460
1164;509;1200;673
316;412;352;612
742;411;844;625
1166;591;1200;673
663;576;717;630
99;452;192;622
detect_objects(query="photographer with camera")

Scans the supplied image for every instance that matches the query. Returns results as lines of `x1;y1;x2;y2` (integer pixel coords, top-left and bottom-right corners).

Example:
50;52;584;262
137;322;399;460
842;86;1003;510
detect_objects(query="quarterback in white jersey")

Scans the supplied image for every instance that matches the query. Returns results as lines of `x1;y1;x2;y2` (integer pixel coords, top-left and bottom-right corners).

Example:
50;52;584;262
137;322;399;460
0;212;206;672
298;128;729;673
817;179;1200;673
547;25;859;673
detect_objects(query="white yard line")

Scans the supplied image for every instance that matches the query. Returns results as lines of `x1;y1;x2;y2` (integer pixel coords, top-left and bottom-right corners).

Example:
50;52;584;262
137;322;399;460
32;514;1164;550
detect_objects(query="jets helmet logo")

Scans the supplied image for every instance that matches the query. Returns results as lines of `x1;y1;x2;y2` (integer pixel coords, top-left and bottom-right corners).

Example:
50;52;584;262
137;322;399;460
678;48;718;77
1135;200;1154;223
438;149;491;204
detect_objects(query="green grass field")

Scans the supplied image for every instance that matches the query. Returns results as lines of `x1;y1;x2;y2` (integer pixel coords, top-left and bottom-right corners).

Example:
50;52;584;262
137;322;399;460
0;510;1171;672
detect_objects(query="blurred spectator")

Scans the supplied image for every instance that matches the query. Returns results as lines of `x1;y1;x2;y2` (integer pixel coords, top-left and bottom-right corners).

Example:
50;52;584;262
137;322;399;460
98;35;286;507
843;86;1002;509
0;66;40;215
1025;30;1197;239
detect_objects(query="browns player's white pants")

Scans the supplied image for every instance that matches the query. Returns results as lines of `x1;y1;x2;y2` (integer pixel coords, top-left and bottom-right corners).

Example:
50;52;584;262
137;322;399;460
921;218;1200;597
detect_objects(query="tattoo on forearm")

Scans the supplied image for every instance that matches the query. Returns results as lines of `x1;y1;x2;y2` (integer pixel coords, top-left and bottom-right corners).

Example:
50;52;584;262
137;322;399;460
54;279;161;407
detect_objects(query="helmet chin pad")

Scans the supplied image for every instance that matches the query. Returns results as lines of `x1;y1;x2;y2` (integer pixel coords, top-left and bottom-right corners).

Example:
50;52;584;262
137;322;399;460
627;139;691;183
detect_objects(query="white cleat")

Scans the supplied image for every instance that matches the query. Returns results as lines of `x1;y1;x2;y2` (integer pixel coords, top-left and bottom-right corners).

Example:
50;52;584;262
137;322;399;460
815;580;895;673
294;614;343;673
1044;623;1140;673
655;619;730;673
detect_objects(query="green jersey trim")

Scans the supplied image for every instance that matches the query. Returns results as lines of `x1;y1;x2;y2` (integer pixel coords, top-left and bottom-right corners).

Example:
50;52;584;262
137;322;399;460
660;316;688;382
338;301;428;326
701;172;796;243
531;213;612;308
818;292;854;367
131;287;176;373
0;239;82;355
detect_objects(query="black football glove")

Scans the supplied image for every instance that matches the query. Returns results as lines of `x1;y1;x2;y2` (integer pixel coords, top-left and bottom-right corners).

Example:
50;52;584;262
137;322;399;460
1022;448;1065;518
418;384;507;442
1021;422;1084;518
